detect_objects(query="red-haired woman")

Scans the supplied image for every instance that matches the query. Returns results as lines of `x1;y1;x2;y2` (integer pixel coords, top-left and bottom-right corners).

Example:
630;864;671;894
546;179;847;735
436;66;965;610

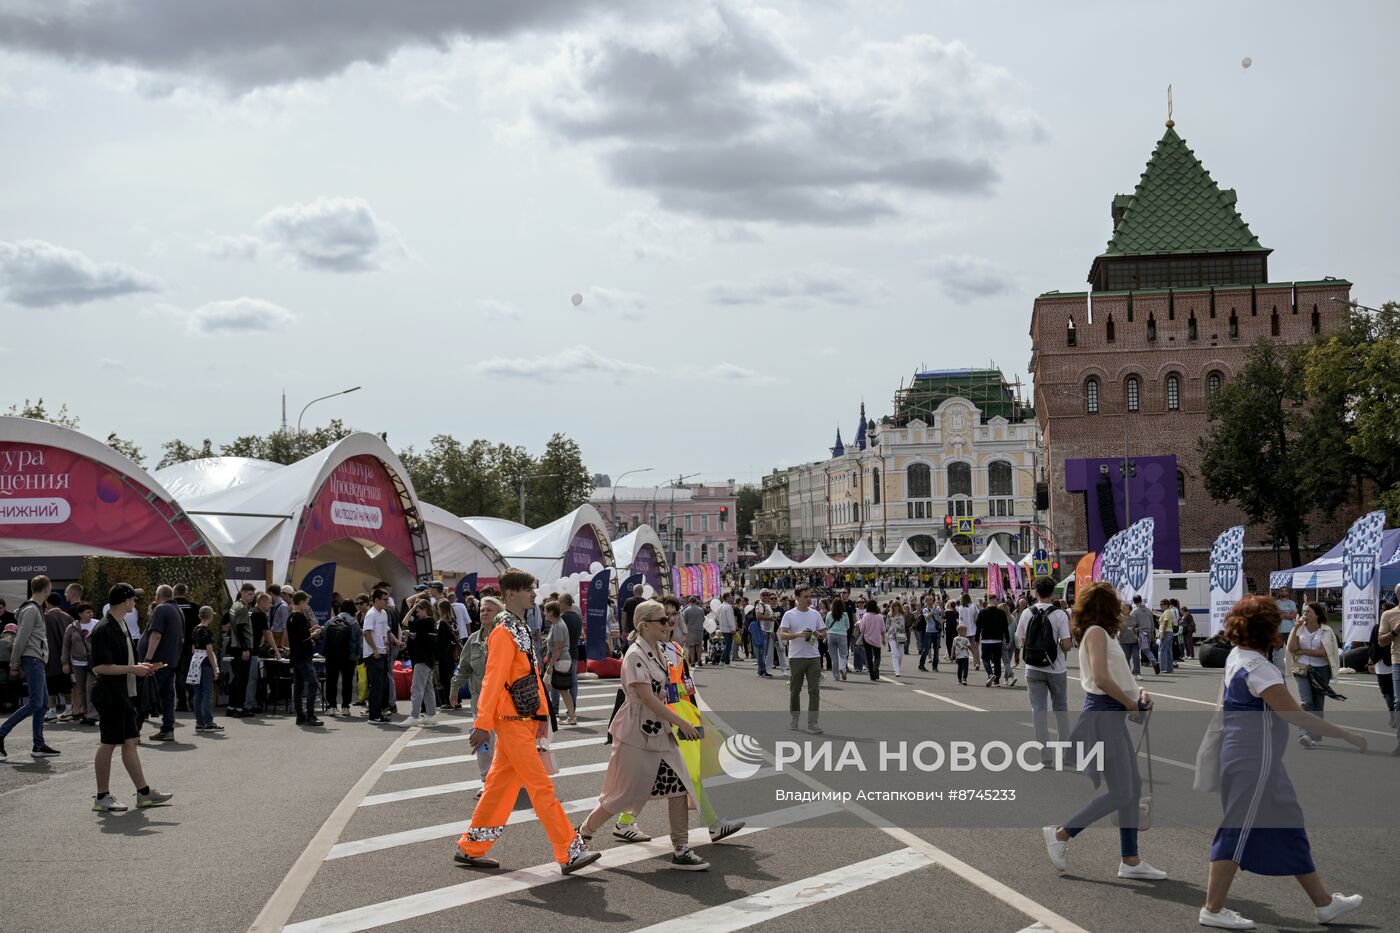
1198;596;1366;930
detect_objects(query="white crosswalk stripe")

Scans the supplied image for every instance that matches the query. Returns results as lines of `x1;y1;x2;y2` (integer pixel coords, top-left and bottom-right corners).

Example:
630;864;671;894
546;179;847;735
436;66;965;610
386;736;604;771
359;761;608;807
284;801;843;933
630;847;935;933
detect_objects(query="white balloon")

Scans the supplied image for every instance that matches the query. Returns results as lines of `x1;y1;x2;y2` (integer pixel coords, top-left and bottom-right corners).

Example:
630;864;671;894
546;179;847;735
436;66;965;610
571;293;583;306
1241;56;1252;69
641;584;655;598
589;561;604;575
709;598;722;613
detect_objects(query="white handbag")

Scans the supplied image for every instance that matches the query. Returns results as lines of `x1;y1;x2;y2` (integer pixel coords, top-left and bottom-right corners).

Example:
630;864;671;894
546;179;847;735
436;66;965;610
185;649;208;686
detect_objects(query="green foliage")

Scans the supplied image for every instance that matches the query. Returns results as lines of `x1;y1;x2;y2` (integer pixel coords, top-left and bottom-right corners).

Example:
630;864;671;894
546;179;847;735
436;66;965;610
5;398;79;428
529;434;594;526
105;432;146;467
219;420;356;465
398;433;593;525
79;556;229;641
735;484;762;541
157;437;217;470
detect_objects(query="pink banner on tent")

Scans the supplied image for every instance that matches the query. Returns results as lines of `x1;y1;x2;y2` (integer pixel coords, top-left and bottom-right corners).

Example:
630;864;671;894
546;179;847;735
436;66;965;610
0;441;207;557
294;455;416;575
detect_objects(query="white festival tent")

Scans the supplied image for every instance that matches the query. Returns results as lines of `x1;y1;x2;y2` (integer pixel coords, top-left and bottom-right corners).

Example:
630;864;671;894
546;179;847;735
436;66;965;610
926;539;971;569
969;539;1015;568
882;539;927;567
418;502;507;583
840;538;884;568
799;544;838;569
464;504;613;585
611;524;671;594
156;433;430;594
752;546;801;570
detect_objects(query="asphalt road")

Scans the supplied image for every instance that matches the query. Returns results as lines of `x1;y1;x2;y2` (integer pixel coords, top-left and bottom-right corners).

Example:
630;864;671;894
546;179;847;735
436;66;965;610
1;644;1394;933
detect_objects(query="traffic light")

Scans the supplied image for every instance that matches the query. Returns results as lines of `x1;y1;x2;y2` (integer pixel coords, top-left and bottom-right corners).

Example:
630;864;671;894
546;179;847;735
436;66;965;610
944;515;952;531
719;505;729;526
1052;561;1060;572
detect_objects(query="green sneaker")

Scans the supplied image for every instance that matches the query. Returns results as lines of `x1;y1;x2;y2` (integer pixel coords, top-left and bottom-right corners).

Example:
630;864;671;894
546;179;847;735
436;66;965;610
670;849;711;871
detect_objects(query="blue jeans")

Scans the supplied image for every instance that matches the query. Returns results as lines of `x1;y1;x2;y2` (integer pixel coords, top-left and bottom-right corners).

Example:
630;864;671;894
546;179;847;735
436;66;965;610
721;632;734;663
751;631;768;676
152;667;176;732
196;665;216;726
827;632;848;676
1294;666;1329;741
1026;668;1071;760
1121;641;1141;676
292;659;318;719
1157;632;1175;674
0;656;46;746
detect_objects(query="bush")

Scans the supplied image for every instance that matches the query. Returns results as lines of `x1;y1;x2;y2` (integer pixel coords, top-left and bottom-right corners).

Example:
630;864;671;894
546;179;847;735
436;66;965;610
79;556;230;641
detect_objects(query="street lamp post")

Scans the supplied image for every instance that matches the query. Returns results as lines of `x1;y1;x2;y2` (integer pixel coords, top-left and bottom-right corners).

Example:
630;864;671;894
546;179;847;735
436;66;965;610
296;386;361;435
668;472;701;564
609;467;654;537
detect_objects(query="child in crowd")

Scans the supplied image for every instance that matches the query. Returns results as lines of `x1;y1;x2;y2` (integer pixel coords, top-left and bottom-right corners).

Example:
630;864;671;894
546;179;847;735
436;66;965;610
953;624;972;686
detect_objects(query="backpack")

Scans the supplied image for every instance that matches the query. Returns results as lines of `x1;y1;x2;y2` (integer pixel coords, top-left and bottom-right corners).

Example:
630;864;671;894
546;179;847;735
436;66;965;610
1022;606;1060;668
324;616;352;660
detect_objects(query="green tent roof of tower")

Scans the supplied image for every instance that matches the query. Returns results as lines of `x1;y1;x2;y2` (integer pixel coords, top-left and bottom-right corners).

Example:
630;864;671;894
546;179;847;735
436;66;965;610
1100;126;1269;258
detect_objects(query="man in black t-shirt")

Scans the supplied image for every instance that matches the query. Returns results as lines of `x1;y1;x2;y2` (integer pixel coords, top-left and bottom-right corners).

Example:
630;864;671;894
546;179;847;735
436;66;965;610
404;596;438;725
287;591;323;727
140;585;185;741
172;584;199;713
975;599;1011;687
90;583;171;812
621;585;644;640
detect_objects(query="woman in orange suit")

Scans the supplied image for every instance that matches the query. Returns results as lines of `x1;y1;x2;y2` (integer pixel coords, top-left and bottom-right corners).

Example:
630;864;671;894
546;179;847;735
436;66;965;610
454;568;600;875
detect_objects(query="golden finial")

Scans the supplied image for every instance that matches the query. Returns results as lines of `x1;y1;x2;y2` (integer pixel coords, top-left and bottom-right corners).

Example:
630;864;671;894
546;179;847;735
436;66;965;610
1166;84;1174;128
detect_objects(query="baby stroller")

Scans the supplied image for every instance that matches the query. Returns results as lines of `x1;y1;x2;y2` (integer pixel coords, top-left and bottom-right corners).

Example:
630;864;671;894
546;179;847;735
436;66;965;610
705;636;726;666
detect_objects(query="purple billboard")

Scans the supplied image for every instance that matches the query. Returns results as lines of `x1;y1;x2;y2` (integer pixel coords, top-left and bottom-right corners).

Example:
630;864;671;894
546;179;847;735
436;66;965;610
631;543;663;593
563;526;605;576
1064;455;1181;572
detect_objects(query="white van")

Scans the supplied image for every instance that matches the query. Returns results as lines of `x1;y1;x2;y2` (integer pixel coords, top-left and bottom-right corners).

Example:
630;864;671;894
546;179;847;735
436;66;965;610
1152;570;1210;618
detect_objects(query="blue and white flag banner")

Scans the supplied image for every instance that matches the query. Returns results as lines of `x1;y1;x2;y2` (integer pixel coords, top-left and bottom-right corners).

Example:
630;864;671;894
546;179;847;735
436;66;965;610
1115;518;1155;606
1342;510;1386;644
299;561;337;625
1097;528;1127;587
1208;526;1246;637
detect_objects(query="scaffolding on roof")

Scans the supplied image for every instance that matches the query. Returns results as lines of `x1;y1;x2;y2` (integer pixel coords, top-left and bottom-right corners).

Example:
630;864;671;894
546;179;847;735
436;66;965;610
887;365;1031;427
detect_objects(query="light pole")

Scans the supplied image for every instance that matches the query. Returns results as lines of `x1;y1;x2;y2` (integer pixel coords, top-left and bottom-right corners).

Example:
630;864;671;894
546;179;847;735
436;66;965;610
669;472;701;564
296;386;361;434
609;467;653;537
517;472;562;525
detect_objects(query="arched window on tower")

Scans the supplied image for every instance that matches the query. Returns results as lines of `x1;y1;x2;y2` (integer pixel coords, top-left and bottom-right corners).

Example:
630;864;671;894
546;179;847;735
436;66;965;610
988;461;1014;517
872;467;881;505
1085;377;1100;414
1229;309;1240;338
1106;315;1115;342
1311;305;1321;335
1166;374;1181;411
1187;312;1198;341
1270;308;1280;337
1208;371;1223;399
1126;376;1141;412
1067;317;1077;347
1147;314;1157;341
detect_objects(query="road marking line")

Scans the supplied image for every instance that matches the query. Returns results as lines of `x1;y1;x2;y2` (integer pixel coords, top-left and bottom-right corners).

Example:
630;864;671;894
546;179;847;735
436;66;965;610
387;737;603;771
246;722;419;933
1014;722;1196;771
360;761;608;807
630;847;934;933
1128;690;1215;707
285;801;841;933
695;696;1090;933
913;689;987;712
328;767;779;860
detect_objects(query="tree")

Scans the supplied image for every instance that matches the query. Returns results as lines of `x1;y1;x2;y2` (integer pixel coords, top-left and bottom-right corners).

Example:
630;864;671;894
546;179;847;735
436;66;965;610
5;398;79;428
1303;301;1400;513
527;433;593;526
400;436;505;518
221;420;355;465
735;484;761;542
1199;340;1319;566
105;433;146;467
157;438;217;470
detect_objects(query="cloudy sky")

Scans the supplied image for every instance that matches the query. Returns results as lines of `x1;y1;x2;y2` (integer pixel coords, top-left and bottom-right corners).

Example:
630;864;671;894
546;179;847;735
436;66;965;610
2;1;1396;490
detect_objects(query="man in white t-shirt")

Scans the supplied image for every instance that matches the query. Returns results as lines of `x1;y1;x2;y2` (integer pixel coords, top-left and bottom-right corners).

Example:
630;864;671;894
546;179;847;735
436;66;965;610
779;585;826;734
1016;577;1075;766
754;593;784;674
361;589;391;723
957;595;979;670
449;592;471;641
715;593;738;665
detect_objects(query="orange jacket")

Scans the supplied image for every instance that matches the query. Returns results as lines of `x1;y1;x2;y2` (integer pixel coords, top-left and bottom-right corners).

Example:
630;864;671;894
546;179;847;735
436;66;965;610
473;614;546;731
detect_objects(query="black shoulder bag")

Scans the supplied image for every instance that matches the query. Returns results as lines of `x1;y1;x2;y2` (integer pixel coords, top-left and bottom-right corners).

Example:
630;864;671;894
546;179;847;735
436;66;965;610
505;640;544;718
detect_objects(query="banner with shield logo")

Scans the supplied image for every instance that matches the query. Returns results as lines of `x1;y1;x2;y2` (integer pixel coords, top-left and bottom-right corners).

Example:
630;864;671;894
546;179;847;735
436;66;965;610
1116;518;1155;606
1207;526;1245;637
1343;510;1386;643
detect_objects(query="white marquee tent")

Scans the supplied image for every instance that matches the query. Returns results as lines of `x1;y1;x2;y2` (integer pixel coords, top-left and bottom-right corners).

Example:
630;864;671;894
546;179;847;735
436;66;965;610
840;538;883;568
882;539;927;567
752;546;801;570
970;539;1015;568
418;502;506;582
799;544;838;568
464;504;613;584
926;539;971;569
611;524;670;593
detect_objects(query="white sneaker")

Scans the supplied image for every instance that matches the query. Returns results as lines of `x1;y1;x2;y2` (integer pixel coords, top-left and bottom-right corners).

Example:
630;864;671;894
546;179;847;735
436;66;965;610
44;709;57;722
421;715;437;726
1316;893;1363;925
340;706;350;717
708;818;745;842
1198;907;1254;929
91;793;127;813
1042;826;1068;871
401;717;421;727
1117;859;1167;880
612;822;652;842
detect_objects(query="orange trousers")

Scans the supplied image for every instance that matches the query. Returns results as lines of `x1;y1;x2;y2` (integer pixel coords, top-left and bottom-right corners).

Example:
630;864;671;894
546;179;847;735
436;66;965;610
457;717;576;863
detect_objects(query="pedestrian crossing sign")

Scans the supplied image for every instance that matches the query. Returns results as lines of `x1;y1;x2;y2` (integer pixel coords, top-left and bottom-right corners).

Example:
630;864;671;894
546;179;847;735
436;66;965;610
954;517;976;536
1033;559;1051;577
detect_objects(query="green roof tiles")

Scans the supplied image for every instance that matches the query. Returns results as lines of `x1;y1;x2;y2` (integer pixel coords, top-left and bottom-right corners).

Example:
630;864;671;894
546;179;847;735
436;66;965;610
1100;127;1268;259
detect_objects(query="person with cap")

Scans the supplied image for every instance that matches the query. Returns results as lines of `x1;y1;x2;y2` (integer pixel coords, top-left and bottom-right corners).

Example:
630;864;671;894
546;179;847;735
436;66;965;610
89;583;172;811
0;575;61;761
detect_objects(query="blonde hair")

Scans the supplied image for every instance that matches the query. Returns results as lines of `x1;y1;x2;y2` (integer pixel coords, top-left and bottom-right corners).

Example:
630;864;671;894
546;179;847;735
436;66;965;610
633;599;667;626
198;605;215;622
479;596;505;614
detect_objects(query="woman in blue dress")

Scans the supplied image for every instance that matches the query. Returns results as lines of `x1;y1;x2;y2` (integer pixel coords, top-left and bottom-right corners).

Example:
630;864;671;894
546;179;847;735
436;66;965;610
1199;595;1367;930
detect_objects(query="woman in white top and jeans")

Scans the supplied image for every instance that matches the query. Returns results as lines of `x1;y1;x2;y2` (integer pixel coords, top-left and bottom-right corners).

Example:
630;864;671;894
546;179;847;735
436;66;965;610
1285;602;1338;748
1043;582;1166;881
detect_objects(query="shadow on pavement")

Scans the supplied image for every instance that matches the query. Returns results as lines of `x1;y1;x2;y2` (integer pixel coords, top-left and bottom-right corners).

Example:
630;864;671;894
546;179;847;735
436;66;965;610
97;810;180;836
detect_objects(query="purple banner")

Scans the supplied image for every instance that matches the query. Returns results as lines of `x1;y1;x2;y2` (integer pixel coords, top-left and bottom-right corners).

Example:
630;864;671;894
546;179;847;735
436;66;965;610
1065;455;1181;572
563;527;604;577
632;544;663;593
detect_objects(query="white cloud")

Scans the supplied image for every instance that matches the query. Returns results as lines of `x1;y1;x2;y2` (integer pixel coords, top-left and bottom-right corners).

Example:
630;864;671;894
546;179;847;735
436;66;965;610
0;0;623;93
923;254;1015;300
478;298;521;321
196;232;264;260
185;297;296;335
683;361;777;384
583;286;648;320
524;4;1042;225
479;345;655;382
0;239;162;307
256;196;402;272
705;263;889;307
